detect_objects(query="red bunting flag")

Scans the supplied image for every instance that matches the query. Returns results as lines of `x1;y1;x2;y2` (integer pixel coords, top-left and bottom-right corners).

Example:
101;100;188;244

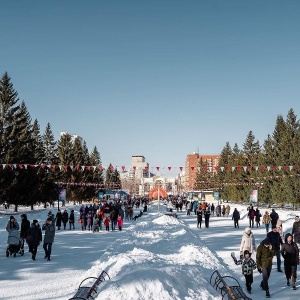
121;166;125;171
156;167;160;171
168;167;171;171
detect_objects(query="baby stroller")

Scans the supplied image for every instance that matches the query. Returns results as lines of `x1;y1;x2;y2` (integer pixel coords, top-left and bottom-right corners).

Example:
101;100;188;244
6;230;24;257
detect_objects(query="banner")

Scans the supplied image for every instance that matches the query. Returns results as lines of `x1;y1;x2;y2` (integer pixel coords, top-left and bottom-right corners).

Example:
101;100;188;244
59;188;67;202
249;189;258;203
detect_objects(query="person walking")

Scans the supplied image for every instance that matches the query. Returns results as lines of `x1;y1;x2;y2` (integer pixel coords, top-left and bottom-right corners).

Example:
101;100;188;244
232;208;240;229
256;237;275;298
262;211;272;234
56;210;62;230
240;227;256;258
62;209;69;230
196;208;203;229
27;220;42;260
69;209;75;230
232;249;257;293
270;209;279;228
6;215;20;233
117;215;123;231
104;216;110;231
225;205;230;217
20;214;30;252
281;233;299;290
292;215;300;250
42;217;55;261
267;225;283;272
210;203;215;216
110;209;117;231
204;207;211;228
248;206;256;228
255;208;262;227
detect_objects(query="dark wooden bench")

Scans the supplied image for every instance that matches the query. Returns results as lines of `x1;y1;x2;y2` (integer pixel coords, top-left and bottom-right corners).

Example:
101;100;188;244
165;212;178;218
69;270;110;300
210;270;251;300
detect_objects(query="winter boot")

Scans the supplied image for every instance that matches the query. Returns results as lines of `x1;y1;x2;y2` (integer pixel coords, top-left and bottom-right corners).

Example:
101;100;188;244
292;283;296;290
266;289;270;298
260;282;265;290
287;279;290;286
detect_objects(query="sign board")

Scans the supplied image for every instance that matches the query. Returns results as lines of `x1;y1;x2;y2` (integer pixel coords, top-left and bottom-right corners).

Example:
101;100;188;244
59;189;66;202
214;192;219;200
250;189;258;203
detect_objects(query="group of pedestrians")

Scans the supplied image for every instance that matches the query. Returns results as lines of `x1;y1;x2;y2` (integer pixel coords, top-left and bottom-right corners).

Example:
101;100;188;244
232;211;300;298
6;212;55;261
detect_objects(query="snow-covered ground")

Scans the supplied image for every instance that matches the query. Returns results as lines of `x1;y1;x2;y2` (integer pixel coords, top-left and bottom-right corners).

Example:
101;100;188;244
0;202;299;300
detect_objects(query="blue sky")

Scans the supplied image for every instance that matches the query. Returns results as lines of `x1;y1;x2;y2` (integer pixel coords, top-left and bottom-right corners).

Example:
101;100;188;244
1;1;300;176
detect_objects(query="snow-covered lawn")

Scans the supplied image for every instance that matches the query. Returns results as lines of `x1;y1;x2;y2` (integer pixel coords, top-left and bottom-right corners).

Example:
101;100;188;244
0;202;299;299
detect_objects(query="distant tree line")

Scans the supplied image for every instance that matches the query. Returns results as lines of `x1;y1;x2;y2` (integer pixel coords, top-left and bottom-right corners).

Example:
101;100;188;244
0;72;121;211
194;109;300;206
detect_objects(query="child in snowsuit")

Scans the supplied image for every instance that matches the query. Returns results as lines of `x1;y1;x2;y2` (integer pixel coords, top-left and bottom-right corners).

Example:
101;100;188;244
117;216;123;231
232;249;257;293
104;216;110;231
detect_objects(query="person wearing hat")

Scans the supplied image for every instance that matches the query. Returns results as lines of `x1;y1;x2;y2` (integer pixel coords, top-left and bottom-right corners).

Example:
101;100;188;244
42;217;55;261
20;214;30;251
256;237;276;298
232;249;257;293
292;216;300;250
281;233;299;290
270;209;279;228
262;211;272;234
27;219;42;260
6;215;20;233
267;225;283;272
240;227;256;258
69;209;75;230
232;208;240;228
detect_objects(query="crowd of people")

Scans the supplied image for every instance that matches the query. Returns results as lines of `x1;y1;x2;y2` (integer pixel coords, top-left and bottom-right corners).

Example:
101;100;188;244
4;198;300;298
179;199;300;297
230;205;300;298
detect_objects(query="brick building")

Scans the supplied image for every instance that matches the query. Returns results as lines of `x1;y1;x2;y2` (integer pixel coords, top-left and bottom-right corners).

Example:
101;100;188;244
185;153;220;190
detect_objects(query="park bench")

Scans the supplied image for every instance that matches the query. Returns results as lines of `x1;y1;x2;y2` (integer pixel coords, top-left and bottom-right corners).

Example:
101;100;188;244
69;270;110;300
210;270;251;300
164;212;178;218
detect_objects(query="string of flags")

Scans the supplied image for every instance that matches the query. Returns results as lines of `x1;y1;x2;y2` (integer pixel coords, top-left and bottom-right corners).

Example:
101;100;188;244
0;163;299;172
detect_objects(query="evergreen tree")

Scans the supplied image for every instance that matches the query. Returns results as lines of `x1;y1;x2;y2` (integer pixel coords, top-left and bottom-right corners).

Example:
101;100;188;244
42;122;57;165
0;72;20;163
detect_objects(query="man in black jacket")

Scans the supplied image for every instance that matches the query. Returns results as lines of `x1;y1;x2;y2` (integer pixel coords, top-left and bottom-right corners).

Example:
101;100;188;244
20;214;30;252
270;209;279;227
267;225;283;272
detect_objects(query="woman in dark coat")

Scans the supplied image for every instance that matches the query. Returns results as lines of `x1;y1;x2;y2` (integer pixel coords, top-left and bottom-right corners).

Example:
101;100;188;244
27;220;42;260
196;208;203;229
255;208;262;227
281;233;299;289
55;210;62;230
42;218;55;261
232;208;240;228
20;214;30;250
62;209;69;230
69;209;75;230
